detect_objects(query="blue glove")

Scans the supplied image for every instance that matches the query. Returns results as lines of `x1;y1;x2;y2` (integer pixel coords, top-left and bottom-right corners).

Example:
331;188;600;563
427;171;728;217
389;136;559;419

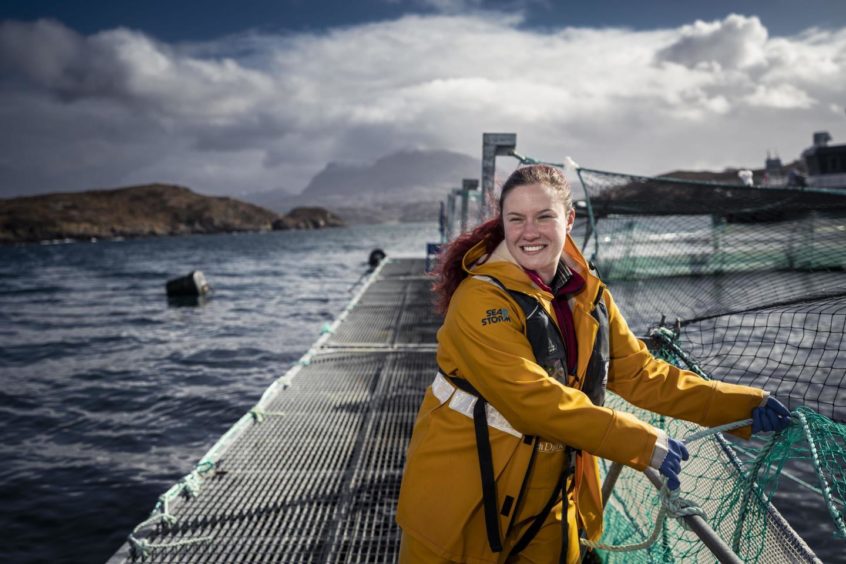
752;396;791;433
659;437;690;491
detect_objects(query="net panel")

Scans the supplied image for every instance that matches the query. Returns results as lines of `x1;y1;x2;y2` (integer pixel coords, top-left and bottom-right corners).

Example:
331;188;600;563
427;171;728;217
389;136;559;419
576;168;846;562
575;168;846;334
576;167;846;419
677;295;846;422
598;392;821;564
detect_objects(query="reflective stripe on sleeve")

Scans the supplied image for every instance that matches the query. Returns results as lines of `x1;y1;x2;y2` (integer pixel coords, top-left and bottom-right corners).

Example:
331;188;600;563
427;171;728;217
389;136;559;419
432;372;522;438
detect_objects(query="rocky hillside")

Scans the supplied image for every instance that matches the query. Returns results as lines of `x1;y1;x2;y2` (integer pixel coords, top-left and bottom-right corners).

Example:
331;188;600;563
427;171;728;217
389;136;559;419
0;183;343;244
281;207;345;229
301;149;478;199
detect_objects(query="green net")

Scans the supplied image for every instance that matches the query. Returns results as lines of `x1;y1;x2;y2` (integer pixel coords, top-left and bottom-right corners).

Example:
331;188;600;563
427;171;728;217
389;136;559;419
573;167;846;562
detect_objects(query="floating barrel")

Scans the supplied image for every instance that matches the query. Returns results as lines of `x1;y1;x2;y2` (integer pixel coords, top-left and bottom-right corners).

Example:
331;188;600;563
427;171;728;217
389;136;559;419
166;270;210;297
368;249;387;269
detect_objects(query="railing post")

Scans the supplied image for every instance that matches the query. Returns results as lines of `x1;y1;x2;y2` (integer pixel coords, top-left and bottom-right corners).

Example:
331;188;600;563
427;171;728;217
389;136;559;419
601;462;624;503
460;179;478;234
446;189;457;242
481;133;517;222
643;468;744;564
575;167;601;265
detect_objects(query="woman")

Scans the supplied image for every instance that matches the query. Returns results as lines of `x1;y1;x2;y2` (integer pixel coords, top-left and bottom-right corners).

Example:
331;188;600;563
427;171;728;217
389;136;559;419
396;164;789;563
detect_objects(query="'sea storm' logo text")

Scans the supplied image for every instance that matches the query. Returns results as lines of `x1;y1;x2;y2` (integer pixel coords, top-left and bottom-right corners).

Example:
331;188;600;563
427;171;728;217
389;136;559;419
481;308;510;326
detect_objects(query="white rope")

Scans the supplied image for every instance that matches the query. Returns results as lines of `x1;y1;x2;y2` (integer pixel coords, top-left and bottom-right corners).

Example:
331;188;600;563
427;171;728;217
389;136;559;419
581;417;755;552
129;533;214;559
582;483;707;552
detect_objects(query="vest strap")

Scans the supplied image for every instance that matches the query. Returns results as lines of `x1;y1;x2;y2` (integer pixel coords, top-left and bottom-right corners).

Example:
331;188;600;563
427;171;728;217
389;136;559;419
473;394;503;552
507;449;577;559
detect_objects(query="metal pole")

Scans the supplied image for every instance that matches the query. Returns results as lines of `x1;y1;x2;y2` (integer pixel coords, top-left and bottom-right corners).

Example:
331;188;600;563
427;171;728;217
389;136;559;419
601;462;624;503
643;468;744;564
481;133;517;223
438;200;448;243
460;179;478;234
575;167;600;264
446;191;457;242
460;187;469;234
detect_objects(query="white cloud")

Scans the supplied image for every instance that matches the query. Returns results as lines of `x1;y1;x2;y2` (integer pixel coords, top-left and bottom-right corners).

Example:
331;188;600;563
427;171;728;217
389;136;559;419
1;13;845;198
656;13;769;69
745;83;816;109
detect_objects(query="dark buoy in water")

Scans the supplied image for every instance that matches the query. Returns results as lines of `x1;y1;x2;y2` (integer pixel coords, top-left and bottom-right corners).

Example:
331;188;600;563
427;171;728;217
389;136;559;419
349;249;387;292
166;271;210;297
368;249;386;269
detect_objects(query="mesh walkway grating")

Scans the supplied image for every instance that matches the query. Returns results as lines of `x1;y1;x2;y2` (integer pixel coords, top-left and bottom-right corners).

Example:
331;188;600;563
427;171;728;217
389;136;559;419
378;259;428;279
328;274;441;347
110;259;437;563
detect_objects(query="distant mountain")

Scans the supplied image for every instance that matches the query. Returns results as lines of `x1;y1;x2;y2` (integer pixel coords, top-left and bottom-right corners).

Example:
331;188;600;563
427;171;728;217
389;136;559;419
0;184;343;244
303;149;478;199
243;149;479;223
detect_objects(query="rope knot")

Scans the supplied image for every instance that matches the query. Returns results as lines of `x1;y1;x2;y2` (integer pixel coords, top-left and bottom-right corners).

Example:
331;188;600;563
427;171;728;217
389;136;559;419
160;513;178;528
128;535;151;559
662;487;707;530
180;472;203;498
196;460;216;476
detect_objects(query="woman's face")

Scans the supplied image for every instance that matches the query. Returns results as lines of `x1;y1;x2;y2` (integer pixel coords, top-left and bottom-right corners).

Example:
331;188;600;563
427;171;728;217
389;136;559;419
502;183;574;283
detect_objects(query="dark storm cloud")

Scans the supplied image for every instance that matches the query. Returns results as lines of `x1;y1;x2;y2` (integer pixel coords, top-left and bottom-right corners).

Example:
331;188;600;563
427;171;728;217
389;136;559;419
0;19;134;102
0;14;845;199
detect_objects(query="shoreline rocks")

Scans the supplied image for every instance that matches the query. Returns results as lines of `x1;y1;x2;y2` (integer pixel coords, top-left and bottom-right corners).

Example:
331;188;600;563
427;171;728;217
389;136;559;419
0;184;344;244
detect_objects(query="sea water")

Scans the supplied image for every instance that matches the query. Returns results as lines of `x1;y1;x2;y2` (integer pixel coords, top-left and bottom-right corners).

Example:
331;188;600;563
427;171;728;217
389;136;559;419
0;224;437;563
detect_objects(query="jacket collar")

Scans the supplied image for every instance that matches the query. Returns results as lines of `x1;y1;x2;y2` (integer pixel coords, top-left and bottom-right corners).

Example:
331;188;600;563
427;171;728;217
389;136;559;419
461;239;540;296
461;235;602;303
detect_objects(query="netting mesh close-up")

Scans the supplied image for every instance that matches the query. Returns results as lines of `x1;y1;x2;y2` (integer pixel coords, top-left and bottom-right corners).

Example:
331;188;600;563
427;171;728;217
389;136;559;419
598;392;823;564
575;168;846;562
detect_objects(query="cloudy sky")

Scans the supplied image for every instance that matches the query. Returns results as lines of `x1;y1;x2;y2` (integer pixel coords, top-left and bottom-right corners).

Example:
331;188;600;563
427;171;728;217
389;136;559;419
1;0;845;198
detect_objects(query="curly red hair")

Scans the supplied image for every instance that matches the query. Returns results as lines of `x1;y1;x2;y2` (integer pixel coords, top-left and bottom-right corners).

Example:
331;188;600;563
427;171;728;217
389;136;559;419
431;218;503;314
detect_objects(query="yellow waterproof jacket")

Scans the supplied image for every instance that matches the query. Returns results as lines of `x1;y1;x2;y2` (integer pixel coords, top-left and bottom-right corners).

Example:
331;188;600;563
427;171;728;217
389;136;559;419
397;235;764;562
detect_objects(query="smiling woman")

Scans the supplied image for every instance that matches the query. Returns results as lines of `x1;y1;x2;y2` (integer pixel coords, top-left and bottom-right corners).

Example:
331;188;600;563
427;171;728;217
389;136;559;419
501;174;574;284
396;164;786;563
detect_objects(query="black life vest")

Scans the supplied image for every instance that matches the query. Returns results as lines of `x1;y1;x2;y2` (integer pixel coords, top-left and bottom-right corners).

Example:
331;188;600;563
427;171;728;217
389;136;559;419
499;280;609;408
444;272;610;559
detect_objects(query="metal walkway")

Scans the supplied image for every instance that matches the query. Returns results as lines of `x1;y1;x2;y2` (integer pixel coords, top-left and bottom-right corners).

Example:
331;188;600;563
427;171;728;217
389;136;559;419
109;258;439;563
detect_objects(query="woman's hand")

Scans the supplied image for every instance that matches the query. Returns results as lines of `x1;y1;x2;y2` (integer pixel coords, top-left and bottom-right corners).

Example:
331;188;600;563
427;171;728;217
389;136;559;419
658;438;689;490
752;396;791;434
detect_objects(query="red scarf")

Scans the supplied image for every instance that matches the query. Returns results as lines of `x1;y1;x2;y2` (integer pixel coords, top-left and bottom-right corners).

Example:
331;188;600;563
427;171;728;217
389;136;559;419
524;263;585;375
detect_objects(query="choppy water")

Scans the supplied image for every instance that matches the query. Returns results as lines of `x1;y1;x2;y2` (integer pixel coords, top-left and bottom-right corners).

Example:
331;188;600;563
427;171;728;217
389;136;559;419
0;223;841;563
0;224;437;563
